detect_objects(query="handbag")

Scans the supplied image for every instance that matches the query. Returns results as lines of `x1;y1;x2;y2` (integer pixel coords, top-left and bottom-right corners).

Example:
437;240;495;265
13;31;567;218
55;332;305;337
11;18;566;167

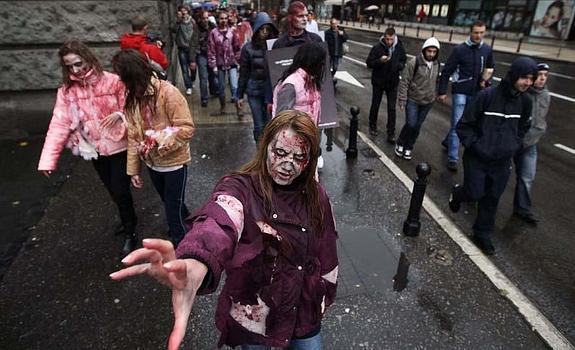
342;43;350;55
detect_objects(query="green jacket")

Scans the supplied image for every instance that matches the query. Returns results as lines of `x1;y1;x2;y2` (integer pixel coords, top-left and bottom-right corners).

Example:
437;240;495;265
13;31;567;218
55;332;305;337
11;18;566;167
398;54;440;106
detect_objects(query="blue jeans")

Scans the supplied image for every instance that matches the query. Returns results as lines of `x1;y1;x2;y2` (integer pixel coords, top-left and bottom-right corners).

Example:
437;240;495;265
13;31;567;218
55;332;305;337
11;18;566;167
177;47;193;90
241;332;322;350
147;165;190;248
218;67;238;100
197;54;210;103
397;99;433;150
443;93;474;162
248;95;270;143
513;144;537;215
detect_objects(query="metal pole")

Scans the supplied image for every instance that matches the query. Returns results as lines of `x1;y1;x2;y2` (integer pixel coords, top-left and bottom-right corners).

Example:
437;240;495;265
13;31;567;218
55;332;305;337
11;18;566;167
490;35;496;49
403;24;406;36
449;29;453;42
402;163;431;237
431;27;435;37
416;26;420;38
516;36;523;53
346;106;359;158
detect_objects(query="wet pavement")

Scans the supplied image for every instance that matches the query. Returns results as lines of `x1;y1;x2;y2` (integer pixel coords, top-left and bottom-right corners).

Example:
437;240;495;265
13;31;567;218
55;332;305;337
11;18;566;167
0;82;552;349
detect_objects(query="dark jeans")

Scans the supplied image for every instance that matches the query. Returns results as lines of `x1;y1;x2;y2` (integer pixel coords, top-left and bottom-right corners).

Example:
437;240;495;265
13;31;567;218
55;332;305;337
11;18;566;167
397;99;433;150
247;95;270;143
91;151;137;234
147;165;190;247
453;151;511;239
197;54;209;103
177;47;193;90
369;84;398;135
330;56;341;75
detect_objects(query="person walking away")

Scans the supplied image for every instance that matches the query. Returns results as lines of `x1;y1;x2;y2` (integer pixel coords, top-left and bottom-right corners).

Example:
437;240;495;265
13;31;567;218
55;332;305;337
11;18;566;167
366;27;407;142
38;40;138;256
112;50;195;248
325;18;348;76
208;10;242;115
120;15;169;71
272;43;326;174
111;111;339;350
437;21;495;172
237;12;279;144
172;5;199;96
448;57;536;255
513;63;551;225
272;1;322;49
395;37;441;160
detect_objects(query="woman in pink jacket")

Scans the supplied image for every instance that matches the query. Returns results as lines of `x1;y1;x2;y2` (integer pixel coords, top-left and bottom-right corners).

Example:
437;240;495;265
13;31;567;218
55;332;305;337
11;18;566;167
38;40;138;256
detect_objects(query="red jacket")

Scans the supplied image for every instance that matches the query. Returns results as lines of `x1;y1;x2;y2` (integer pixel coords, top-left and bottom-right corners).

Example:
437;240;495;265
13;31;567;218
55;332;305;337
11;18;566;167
119;33;169;69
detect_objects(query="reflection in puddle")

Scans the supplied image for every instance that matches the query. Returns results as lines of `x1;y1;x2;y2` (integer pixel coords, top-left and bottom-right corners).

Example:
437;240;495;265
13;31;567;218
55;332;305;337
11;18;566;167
393;252;410;292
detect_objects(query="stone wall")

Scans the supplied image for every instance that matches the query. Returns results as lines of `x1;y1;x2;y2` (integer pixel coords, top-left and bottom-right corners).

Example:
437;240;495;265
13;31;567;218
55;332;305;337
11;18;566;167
0;0;177;137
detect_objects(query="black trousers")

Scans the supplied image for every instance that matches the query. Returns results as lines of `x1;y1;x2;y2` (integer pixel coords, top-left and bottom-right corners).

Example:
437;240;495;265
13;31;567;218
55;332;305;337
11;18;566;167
91;151;137;234
453;151;511;240
368;83;398;135
148;165;190;248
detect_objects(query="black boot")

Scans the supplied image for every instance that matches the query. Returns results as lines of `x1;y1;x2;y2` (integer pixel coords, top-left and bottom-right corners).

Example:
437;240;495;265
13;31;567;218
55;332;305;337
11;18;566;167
122;233;138;257
219;96;226;114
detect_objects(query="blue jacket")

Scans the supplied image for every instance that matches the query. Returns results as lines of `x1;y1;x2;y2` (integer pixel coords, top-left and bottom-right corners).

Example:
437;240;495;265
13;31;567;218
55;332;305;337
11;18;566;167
438;39;494;96
456;57;537;161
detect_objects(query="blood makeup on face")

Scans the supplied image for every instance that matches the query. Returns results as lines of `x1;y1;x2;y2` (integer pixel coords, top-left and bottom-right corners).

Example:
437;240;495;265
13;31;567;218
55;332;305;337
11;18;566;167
292;9;308;31
266;128;310;186
63;53;89;79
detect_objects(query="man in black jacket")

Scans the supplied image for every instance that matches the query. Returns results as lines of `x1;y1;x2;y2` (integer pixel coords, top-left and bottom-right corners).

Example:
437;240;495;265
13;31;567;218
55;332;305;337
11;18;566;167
366;27;407;142
325;18;348;76
449;57;537;255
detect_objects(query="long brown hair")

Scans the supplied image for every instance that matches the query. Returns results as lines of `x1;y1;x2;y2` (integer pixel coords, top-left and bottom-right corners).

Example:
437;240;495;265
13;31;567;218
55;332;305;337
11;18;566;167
237;110;323;233
58;40;103;88
111;49;156;114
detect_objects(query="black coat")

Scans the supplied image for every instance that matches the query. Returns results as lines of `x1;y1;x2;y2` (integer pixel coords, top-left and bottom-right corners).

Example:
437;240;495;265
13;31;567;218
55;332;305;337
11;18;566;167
366;37;407;88
324;28;348;58
237;42;268;98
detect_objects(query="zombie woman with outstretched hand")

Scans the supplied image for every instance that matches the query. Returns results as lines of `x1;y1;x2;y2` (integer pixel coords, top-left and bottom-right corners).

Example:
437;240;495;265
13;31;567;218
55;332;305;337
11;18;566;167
111;111;339;350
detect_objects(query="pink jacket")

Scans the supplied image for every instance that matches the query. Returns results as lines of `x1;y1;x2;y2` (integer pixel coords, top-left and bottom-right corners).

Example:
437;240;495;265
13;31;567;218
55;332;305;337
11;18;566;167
208;27;241;70
272;68;321;125
38;71;128;171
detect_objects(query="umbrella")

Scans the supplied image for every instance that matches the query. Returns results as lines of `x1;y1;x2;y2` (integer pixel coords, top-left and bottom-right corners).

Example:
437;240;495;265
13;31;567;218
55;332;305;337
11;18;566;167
202;2;217;10
364;5;379;11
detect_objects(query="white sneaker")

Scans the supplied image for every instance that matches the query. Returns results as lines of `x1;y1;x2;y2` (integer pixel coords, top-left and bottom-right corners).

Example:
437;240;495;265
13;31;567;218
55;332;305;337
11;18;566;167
317;155;324;169
186;88;192;95
394;144;404;157
403;149;412;160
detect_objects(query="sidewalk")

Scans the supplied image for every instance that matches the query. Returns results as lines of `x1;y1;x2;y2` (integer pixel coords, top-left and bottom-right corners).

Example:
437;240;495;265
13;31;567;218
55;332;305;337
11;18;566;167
0;84;549;349
319;19;575;63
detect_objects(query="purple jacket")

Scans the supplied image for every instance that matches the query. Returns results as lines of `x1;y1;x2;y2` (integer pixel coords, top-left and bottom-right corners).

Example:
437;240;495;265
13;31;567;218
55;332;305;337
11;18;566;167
208;27;241;70
176;174;339;348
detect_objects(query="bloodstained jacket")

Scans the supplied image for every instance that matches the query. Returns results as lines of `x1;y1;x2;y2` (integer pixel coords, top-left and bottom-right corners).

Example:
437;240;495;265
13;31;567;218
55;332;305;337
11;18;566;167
176;174;339;348
208;27;241;70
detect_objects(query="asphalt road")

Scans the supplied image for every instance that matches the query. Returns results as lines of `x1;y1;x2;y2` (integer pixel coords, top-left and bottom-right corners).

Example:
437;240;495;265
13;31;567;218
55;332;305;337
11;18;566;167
331;26;575;344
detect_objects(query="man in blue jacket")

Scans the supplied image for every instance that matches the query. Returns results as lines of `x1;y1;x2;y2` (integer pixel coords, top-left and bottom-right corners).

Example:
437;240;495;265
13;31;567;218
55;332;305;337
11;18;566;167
437;21;494;171
448;57;537;255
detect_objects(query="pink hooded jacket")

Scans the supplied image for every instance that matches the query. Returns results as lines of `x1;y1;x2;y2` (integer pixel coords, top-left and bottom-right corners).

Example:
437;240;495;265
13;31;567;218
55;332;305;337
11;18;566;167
38;71;128;171
272;68;321;125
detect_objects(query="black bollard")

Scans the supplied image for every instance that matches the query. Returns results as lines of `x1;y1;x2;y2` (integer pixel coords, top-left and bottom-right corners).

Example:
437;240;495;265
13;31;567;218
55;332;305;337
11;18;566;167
516;36;523;53
416;26;420;38
431;27;435;37
490;35;496;49
346;106;359;158
449;29;453;42
403;163;431;237
403;24;406;36
325;128;334;152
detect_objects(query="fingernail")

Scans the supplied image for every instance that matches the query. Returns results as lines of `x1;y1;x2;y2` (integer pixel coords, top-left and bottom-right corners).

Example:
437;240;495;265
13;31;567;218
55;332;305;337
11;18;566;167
121;257;129;264
163;263;171;269
143;238;151;244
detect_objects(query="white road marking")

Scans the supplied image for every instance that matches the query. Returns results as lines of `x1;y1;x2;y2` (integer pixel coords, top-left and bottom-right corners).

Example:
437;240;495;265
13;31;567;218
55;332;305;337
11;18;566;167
554;143;575;155
334;71;365;88
347;39;373;48
357;131;575;350
343;55;366;67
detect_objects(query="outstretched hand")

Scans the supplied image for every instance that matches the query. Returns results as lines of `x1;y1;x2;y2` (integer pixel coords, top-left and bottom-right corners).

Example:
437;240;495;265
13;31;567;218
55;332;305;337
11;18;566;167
110;239;208;350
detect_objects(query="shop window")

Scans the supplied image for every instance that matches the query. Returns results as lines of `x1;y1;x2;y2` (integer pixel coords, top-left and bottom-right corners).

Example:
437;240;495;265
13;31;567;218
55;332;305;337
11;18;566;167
432;4;440;17
388;4;393;14
440;4;449;17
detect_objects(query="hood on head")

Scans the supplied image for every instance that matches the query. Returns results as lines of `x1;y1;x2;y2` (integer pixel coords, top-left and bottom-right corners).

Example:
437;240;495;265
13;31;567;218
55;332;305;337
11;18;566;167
421;37;440;60
379;33;398;48
506;57;538;84
252;12;279;36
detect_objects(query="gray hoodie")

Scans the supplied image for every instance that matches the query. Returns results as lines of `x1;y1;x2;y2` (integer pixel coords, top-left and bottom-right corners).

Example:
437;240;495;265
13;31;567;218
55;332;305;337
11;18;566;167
398;38;440;106
523;86;550;147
